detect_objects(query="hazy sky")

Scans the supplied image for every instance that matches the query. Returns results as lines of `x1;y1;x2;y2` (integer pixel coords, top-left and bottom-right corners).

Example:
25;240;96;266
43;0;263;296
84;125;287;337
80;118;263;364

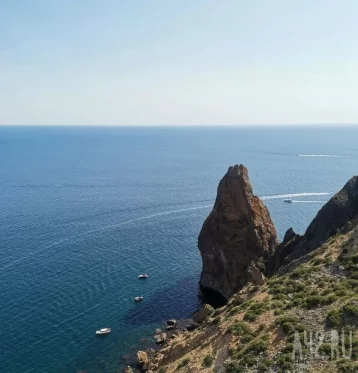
1;0;358;126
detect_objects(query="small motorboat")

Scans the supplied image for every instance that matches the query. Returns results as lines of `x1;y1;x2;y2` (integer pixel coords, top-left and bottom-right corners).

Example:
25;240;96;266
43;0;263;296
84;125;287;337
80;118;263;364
284;199;293;203
96;328;111;335
134;296;143;302
138;274;149;279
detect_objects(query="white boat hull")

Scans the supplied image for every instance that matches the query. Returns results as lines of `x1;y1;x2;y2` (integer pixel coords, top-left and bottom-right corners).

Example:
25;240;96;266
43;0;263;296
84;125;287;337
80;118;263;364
96;328;111;335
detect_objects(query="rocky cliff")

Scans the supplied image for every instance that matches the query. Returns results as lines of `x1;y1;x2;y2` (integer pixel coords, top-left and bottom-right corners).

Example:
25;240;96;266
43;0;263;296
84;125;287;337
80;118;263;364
268;175;358;274
140;172;358;373
198;165;278;300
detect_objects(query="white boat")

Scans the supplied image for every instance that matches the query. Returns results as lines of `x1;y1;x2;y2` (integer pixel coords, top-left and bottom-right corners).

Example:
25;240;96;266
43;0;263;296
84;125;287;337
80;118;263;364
284;199;293;203
138;274;149;279
134;296;143;302
96;328;111;335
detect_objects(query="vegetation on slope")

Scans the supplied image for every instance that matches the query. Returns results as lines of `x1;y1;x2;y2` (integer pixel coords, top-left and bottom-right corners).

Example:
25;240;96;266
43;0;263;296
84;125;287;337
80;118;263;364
148;223;358;373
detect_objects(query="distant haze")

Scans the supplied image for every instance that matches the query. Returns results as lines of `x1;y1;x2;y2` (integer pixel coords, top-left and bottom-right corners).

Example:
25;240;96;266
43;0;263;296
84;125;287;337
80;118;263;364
1;0;358;126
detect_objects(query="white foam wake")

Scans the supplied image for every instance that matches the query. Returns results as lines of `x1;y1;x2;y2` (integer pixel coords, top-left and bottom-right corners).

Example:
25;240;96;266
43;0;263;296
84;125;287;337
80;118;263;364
292;200;325;204
0;204;213;270
261;192;330;200
296;154;350;158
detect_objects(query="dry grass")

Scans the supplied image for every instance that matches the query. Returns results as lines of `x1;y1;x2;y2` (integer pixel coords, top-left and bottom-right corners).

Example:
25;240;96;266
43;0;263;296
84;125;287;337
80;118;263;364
150;224;358;373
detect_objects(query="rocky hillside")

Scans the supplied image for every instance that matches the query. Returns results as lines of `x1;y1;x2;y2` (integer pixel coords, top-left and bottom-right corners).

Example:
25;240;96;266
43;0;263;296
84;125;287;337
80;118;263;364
131;168;358;373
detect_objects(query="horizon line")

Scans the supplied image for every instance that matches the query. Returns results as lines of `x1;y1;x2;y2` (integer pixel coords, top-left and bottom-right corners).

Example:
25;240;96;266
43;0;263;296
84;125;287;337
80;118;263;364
1;123;358;128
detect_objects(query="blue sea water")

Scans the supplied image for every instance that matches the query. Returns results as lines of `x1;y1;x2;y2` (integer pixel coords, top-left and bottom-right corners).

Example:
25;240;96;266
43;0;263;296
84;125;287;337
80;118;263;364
0;125;357;373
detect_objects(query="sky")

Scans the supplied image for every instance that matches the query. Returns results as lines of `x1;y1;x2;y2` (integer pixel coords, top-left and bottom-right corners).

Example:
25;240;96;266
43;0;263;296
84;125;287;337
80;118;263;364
1;0;358;126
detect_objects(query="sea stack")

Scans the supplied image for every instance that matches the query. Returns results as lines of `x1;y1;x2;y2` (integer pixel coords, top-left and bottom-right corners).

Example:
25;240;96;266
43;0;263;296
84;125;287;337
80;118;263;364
198;165;278;301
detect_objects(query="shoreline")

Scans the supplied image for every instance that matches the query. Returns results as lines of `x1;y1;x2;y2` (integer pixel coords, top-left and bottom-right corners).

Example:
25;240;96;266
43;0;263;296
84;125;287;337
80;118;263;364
123;318;199;372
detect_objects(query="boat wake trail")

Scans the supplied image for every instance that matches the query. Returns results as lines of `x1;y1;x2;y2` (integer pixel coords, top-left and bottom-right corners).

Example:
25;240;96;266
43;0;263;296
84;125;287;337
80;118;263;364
261;192;331;200
0;204;213;271
296;154;350;158
292;200;325;204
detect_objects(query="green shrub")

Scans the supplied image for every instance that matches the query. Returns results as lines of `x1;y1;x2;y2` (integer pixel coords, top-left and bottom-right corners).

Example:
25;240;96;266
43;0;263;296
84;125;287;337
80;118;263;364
225;359;245;373
282;343;294;354
326;301;358;328
239;353;256;367
202;354;214;368
243;311;258;322
240;333;254;344
274;308;284;316
256;324;266;333
277;353;293;370
342;303;358;318
275;315;300;325
276;315;304;336
282;322;296;335
321;288;332;296
177;358;190;369
337;359;358;373
242;300;270;322
238;300;253;310
257;357;272;372
229;321;252;336
318;343;332;358
327;309;341;327
228;306;240;316
304;293;338;309
225;334;269;372
245;339;268;354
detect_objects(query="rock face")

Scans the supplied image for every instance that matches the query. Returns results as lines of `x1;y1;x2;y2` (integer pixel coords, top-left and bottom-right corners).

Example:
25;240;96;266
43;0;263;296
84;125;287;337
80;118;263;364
136;351;149;369
192;304;214;323
153;331;167;345
266;227;301;275
198;164;278;300
304;176;358;249
166;319;177;330
268;176;358;271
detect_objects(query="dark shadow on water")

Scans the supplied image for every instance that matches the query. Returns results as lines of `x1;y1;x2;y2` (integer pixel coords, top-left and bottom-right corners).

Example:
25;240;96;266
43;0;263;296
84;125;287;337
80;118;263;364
123;275;202;326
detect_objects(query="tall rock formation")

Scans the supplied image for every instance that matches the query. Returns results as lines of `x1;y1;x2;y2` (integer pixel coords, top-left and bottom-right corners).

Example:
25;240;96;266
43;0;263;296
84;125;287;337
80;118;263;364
198;165;278;300
268;175;358;273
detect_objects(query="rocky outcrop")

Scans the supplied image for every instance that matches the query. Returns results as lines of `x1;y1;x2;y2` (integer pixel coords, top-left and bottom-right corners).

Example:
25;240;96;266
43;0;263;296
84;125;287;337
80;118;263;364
153;331;167;345
269;176;358;270
304;176;358;249
266;227;301;275
166;319;177;330
192;304;214;324
198;164;278;300
136;351;149;369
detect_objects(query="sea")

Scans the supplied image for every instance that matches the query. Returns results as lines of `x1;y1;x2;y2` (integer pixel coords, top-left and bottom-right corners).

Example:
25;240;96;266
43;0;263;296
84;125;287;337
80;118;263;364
0;125;357;373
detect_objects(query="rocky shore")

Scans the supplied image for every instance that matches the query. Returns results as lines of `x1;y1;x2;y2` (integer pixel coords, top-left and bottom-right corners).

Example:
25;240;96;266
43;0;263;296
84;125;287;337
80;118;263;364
127;165;358;373
125;305;214;373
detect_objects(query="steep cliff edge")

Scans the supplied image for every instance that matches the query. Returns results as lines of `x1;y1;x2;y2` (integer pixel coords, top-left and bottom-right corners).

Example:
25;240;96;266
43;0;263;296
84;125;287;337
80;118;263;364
142;173;358;373
198;165;278;300
268;175;358;274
